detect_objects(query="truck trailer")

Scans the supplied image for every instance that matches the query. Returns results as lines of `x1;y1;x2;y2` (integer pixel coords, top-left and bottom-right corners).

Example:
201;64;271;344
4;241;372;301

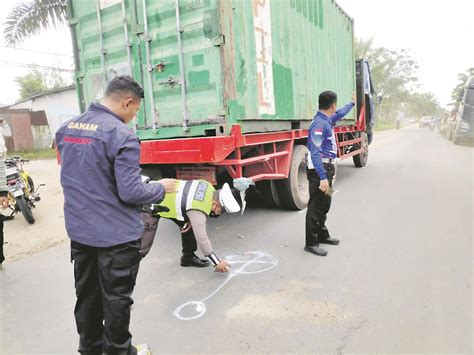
67;0;378;209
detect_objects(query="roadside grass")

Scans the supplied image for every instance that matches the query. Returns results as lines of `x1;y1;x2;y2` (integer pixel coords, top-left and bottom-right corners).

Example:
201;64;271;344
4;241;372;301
7;149;57;160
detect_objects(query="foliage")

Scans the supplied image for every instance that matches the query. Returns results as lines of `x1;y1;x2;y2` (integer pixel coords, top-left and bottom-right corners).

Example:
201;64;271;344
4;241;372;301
15;69;49;99
15;68;68;100
3;0;67;47
450;68;474;109
355;38;444;122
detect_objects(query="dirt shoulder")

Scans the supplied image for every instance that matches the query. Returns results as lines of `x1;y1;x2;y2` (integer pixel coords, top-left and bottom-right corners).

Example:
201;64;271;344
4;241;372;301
3;159;67;263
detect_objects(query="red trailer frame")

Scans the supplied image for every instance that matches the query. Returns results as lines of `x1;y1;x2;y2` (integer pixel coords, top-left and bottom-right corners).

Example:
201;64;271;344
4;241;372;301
140;105;368;184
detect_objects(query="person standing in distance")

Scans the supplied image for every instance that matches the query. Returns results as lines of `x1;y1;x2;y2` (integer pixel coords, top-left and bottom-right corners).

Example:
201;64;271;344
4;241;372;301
305;90;355;256
0;159;9;270
0;117;12;159
56;76;177;355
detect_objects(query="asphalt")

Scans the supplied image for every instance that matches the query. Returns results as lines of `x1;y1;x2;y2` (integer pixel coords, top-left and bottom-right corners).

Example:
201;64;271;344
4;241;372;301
1;125;472;353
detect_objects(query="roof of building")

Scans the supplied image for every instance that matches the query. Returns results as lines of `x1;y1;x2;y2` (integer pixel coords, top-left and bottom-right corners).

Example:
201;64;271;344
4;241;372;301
10;84;76;106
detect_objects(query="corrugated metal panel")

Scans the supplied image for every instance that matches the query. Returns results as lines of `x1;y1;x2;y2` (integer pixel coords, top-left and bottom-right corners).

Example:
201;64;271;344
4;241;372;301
71;0;356;140
0;110;35;151
30;111;48;126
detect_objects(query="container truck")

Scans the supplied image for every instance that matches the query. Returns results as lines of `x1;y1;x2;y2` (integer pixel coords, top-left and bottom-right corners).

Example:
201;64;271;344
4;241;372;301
450;76;474;144
67;0;378;209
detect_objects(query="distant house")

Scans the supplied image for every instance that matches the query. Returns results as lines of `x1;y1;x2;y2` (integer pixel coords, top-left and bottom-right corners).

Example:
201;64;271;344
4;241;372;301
1;85;79;151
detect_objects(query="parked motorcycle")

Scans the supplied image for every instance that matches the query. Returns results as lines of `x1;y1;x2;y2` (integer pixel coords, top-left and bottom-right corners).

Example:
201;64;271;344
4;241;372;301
5;157;43;224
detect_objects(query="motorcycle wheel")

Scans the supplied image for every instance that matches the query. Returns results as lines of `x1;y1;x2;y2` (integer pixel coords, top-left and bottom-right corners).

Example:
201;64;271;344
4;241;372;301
16;196;35;224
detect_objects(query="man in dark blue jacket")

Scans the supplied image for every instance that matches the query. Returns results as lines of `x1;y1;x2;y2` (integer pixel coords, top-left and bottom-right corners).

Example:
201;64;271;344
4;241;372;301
56;76;176;355
305;90;355;257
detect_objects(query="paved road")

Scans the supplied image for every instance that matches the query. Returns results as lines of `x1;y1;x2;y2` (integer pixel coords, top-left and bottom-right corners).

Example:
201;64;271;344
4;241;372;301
1;126;472;353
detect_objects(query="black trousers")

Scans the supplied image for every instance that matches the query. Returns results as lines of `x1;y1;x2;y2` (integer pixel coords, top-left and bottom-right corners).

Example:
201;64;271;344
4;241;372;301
305;164;335;247
0;215;4;264
71;239;141;355
140;212;197;258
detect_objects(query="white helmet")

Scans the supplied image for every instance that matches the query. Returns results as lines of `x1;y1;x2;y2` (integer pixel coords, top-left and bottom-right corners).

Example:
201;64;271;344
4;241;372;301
218;183;241;213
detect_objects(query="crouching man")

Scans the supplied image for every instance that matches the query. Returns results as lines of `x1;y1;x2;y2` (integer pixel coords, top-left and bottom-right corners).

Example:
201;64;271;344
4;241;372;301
140;179;251;272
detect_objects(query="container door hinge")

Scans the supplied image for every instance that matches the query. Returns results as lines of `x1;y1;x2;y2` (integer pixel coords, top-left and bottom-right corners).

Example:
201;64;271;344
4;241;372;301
212;34;225;46
135;24;144;35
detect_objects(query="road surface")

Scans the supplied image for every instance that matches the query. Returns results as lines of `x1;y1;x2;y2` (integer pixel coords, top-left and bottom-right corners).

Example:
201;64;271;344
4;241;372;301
1;126;472;353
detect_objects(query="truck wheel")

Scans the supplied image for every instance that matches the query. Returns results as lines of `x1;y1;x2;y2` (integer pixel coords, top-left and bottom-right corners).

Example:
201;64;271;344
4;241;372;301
256;180;282;208
353;132;369;168
275;145;309;210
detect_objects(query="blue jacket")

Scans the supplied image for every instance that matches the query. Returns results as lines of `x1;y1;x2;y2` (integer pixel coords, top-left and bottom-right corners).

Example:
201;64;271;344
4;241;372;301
56;103;165;247
307;102;355;180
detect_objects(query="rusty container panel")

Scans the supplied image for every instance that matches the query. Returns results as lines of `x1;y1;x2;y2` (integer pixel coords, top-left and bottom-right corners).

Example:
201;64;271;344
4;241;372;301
1;110;35;151
70;0;356;140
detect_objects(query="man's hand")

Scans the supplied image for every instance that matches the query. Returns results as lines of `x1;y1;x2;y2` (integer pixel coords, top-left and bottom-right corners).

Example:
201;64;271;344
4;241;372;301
159;178;178;193
215;260;231;273
0;197;8;209
352;92;356;103
319;179;329;193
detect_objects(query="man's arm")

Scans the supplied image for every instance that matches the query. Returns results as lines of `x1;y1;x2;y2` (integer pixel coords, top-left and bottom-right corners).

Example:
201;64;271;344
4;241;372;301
308;123;327;180
331;102;355;125
114;135;170;204
186;210;230;272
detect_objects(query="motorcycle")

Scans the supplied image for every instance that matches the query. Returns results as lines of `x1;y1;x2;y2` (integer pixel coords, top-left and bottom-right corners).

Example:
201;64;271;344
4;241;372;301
5;157;43;224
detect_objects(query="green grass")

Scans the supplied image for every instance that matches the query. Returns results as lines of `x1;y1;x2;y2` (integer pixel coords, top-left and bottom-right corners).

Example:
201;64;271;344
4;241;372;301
374;121;396;131
7;149;57;160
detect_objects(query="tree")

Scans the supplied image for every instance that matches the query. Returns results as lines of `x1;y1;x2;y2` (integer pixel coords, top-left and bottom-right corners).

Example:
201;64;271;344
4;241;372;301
355;38;420;123
450;68;474;108
3;0;67;47
404;92;443;119
15;68;67;99
15;69;48;99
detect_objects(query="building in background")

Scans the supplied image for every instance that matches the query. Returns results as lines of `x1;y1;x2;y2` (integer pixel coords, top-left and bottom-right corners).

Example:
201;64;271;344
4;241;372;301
1;85;79;151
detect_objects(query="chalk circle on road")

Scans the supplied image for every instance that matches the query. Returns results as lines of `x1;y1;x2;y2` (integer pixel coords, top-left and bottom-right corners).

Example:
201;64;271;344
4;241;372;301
173;301;207;321
173;251;278;321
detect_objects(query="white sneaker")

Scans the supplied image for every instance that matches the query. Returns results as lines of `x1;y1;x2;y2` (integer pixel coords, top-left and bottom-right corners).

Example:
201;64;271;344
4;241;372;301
135;343;151;355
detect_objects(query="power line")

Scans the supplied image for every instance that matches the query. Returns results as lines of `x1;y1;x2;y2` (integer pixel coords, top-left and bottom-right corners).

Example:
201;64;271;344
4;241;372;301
0;60;74;72
0;45;73;58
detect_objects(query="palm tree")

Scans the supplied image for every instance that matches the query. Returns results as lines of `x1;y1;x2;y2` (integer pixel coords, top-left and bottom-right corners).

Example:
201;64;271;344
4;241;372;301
451;68;474;105
3;0;68;47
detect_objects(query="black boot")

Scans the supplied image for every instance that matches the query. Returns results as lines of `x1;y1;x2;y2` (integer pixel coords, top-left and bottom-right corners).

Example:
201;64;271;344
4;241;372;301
180;254;210;267
304;245;328;256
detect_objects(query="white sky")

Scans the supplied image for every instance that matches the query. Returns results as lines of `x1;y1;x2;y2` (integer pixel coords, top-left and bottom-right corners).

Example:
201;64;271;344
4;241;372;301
0;0;472;107
337;0;474;107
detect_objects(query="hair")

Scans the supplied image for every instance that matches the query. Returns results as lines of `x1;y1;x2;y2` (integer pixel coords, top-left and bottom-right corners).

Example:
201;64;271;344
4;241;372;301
105;75;144;101
318;90;337;110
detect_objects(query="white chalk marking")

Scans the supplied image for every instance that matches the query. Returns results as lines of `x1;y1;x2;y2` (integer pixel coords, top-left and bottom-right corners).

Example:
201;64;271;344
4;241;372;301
173;251;278;320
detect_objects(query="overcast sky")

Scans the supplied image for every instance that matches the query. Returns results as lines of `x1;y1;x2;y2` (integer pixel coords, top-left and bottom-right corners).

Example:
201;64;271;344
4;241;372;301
0;0;472;107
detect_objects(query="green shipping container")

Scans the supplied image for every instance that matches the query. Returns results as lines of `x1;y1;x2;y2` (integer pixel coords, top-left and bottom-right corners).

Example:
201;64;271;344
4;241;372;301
68;0;356;140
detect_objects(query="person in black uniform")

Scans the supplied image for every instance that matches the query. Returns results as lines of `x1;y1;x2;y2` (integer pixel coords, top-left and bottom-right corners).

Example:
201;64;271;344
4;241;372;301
56;76;177;355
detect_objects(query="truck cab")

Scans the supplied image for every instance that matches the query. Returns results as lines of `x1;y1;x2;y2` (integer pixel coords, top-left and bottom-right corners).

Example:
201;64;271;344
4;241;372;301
452;76;474;144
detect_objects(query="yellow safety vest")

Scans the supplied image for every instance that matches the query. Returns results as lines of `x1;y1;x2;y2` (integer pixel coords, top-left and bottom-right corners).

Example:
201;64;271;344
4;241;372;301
154;180;215;221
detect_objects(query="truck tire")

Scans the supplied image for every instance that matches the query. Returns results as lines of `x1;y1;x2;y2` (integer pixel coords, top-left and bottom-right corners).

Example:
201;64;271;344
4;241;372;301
274;144;309;210
256;180;282;208
353;132;369;168
16;196;35;224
